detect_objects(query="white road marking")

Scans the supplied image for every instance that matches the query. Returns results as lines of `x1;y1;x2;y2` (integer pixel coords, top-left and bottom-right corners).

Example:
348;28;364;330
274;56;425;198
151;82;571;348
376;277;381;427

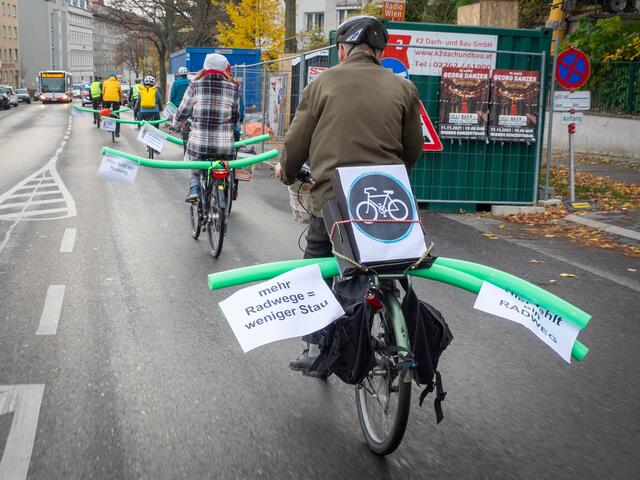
0;118;75;225
0;384;45;480
59;228;76;253
35;285;66;335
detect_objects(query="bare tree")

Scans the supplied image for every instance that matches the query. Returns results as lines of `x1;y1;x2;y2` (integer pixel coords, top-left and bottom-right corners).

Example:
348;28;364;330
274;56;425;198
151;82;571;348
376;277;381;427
115;37;148;79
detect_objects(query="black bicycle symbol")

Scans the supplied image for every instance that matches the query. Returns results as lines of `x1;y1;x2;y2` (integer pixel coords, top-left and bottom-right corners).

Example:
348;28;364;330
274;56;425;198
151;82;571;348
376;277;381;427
355;187;409;224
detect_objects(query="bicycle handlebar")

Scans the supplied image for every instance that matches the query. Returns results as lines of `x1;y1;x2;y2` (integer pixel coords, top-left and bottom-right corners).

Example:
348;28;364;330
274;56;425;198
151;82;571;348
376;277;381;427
101;146;278;169
206;256;590;362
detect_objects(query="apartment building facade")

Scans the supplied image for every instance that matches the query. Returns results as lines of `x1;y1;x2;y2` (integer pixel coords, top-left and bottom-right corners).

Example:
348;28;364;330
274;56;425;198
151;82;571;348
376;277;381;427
0;0;19;86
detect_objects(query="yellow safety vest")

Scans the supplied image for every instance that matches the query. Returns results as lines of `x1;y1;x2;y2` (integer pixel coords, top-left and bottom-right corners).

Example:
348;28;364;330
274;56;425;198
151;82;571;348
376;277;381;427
90;81;102;98
131;84;141;99
139;86;157;109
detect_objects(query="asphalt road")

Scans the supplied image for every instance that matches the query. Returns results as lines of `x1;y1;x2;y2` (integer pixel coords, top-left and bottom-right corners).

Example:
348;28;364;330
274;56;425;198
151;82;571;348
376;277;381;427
0;104;639;479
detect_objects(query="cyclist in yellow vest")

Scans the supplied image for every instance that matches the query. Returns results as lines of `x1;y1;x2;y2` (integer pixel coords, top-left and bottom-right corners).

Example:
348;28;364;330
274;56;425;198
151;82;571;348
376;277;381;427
135;75;164;122
131;79;141;119
101;72;123;137
89;76;102;124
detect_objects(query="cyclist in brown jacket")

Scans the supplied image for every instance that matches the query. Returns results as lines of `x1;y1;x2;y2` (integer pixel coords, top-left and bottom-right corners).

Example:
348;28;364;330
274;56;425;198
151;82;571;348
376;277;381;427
279;16;424;373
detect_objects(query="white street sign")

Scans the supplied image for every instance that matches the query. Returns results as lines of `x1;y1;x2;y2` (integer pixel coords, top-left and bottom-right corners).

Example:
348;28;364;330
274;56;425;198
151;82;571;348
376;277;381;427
560;112;584;125
219;264;345;353
97;155;140;185
473;281;580;363
100;117;117;132
137;123;165;153
553;91;591;111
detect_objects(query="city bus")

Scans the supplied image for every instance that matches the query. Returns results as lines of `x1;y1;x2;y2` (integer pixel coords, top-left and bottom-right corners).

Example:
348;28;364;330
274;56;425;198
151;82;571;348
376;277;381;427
38;71;73;103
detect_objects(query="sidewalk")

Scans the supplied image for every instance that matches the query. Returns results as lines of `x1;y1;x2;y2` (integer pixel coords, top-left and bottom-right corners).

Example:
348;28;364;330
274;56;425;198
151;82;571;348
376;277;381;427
566;210;640;242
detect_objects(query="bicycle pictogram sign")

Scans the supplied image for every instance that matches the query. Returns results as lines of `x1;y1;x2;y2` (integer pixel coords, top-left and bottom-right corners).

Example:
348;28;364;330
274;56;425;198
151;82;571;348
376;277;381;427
556;47;590;90
355;187;410;224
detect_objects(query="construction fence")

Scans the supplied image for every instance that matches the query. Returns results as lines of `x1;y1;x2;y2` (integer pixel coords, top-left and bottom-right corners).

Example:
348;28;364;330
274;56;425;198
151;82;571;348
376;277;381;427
234;27;551;208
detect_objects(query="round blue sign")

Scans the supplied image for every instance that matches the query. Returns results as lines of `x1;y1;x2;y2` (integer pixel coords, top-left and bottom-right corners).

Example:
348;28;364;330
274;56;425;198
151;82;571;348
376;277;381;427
381;58;409;80
347;172;416;243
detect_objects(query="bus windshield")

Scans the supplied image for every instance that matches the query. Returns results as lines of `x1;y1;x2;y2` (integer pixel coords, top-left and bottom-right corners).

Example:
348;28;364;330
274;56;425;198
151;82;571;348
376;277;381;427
40;77;65;93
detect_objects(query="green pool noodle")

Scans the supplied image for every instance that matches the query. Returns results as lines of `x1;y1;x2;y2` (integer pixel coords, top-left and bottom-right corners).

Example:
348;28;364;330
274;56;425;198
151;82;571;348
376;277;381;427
101;147;279;169
72;105;131;114
206;257;588;362
434;258;591;330
112;117;168;125
142;125;270;148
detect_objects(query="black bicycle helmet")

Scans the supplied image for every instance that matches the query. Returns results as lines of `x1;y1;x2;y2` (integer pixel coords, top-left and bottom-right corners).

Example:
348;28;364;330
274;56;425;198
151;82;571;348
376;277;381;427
336;15;388;51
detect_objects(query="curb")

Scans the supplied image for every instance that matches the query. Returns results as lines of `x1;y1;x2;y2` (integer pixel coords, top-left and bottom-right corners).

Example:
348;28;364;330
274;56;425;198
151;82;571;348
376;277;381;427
565;214;640;241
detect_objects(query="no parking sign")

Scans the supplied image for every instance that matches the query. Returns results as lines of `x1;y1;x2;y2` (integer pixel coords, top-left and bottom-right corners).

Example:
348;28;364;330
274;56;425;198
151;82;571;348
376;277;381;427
555;47;590;90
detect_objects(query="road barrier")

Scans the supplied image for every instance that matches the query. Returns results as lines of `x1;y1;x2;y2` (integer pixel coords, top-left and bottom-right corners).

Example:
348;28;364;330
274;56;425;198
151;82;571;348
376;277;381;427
207;256;590;362
101;147;278;170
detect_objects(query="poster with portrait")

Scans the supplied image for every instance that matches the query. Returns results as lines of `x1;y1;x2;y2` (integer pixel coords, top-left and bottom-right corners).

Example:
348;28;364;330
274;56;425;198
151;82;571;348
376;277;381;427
438;67;490;140
268;75;286;137
489;70;540;142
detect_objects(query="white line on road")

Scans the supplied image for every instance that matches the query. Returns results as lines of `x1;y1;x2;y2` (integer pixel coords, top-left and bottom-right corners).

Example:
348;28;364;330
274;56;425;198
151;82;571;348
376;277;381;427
35;285;66;335
0;384;45;480
59;228;77;253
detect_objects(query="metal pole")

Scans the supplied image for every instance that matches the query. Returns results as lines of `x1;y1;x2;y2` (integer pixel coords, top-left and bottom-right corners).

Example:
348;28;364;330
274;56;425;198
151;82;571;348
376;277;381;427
261;63;268;153
242;65;247;141
298;52;305;103
568;126;575;202
544;23;561;199
533;49;547;205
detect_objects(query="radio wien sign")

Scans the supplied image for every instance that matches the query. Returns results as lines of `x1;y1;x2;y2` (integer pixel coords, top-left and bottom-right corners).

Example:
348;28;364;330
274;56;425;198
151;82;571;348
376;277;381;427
382;0;406;21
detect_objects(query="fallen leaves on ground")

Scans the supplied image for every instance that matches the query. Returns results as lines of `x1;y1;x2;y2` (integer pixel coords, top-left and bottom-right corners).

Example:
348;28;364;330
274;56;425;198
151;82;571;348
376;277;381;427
529;259;544;264
545;166;640;211
628;268;637;272
560;273;576;277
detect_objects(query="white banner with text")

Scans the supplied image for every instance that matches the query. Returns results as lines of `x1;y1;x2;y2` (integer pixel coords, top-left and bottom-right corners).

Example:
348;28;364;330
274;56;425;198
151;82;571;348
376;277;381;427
219;265;344;353
474;282;580;363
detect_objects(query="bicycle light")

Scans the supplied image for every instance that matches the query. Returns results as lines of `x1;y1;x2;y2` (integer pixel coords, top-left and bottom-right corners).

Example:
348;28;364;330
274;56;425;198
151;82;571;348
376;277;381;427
365;292;384;310
213;169;230;179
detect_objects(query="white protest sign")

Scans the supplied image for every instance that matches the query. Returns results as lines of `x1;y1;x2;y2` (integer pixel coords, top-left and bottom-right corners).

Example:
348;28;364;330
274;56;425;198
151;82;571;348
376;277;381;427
335;164;426;264
137;122;165;153
473;282;580;363
219;264;345;353
97;155;140;185
100;117;117;132
162;102;178;119
71;107;84;117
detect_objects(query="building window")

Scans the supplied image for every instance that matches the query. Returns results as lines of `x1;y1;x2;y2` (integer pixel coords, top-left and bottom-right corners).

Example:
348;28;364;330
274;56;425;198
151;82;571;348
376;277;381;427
304;12;324;31
336;8;359;25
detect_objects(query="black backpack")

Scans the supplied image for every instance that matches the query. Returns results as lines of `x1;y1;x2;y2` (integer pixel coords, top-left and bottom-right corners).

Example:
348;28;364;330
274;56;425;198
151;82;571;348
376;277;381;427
310;275;376;385
402;288;453;423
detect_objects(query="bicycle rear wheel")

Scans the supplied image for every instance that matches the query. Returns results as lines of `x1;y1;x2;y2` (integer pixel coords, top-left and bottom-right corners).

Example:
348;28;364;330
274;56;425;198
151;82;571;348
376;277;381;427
355;292;411;455
226;169;235;216
207;188;225;258
190;202;201;239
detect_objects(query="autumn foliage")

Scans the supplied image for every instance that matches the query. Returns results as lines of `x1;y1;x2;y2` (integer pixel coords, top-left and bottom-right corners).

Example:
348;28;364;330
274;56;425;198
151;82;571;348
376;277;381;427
217;0;285;62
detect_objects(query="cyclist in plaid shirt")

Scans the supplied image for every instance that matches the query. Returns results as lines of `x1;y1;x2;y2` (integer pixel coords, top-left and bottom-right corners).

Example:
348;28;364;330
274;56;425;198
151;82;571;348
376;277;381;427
173;53;240;202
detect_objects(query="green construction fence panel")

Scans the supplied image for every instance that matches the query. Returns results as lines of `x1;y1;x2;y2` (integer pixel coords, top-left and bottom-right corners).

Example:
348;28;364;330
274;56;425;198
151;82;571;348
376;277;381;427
330;22;552;209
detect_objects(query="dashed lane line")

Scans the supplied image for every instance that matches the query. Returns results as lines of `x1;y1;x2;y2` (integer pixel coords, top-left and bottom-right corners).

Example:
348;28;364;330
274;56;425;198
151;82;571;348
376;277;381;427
35;285;66;336
59;228;77;253
0;384;45;480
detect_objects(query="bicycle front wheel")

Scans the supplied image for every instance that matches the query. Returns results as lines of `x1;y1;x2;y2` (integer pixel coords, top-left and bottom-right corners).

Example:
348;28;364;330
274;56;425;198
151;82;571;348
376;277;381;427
355;292;411;455
207;189;225;258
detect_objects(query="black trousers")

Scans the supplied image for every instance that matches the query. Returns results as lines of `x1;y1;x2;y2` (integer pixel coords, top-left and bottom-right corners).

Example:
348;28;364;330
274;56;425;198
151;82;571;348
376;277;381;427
91;98;101;123
302;215;333;344
102;101;121;134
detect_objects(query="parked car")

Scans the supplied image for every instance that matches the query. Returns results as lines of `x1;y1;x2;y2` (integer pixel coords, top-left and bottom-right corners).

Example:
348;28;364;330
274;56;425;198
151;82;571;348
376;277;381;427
0;86;10;110
16;88;31;104
72;83;84;99
81;86;92;106
2;86;19;107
